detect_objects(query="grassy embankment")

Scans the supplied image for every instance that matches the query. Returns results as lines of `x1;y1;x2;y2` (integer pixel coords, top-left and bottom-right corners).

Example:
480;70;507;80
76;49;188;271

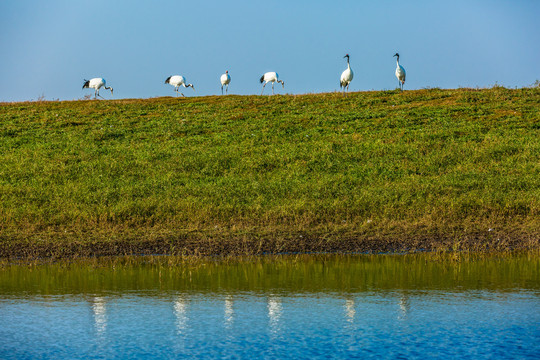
0;88;539;258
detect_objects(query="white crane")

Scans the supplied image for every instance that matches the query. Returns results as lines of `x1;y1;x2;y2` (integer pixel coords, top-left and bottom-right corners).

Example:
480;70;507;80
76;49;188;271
394;53;406;91
260;72;284;95
165;75;195;97
82;78;113;99
220;71;231;95
340;54;353;93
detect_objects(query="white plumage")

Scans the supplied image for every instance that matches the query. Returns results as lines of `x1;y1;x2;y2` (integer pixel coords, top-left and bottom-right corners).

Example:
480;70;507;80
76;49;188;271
394;53;406;91
260;72;284;95
220;71;231;95
165;75;195;97
340;54;353;92
82;78;113;99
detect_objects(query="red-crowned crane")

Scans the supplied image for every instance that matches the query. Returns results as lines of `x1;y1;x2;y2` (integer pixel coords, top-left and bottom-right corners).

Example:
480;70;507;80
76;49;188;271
165;75;195;97
394;53;406;91
260;72;284;95
220;71;231;95
82;78;113;99
340;54;353;93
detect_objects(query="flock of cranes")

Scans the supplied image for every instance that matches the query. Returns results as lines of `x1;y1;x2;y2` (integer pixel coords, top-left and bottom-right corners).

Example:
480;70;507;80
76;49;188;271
82;54;406;99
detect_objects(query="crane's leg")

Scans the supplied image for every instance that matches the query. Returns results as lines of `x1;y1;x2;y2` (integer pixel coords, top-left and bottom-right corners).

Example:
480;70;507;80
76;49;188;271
272;82;275;95
261;82;266;95
226;85;228;95
221;85;223;95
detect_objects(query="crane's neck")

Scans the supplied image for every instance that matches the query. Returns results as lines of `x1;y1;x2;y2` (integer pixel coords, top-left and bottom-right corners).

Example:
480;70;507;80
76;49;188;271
396;56;400;67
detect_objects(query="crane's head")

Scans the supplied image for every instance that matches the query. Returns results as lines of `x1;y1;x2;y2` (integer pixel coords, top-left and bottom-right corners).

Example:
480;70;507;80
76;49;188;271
393;53;400;58
110;87;114;96
344;54;349;59
82;79;90;89
226;70;228;74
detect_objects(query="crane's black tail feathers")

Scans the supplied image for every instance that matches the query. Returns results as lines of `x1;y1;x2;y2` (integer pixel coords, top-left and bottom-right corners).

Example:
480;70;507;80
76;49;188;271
260;75;265;84
82;79;90;89
165;76;172;84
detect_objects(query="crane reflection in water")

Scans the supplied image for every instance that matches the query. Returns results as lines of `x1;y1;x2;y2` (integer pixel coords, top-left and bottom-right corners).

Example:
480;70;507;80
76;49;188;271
91;296;107;336
267;296;283;336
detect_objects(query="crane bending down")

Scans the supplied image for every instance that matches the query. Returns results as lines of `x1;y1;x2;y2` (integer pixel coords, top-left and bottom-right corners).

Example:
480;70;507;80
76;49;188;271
82;78;113;99
394;53;406;91
220;71;231;95
165;75;195;97
260;72;284;95
340;54;353;92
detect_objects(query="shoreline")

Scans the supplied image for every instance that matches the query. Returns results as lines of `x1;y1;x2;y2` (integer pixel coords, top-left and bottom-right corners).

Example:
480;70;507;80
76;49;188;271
2;229;538;260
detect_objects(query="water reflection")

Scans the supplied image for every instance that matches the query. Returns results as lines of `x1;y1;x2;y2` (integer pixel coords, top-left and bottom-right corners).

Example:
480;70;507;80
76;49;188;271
224;295;234;328
0;253;537;359
1;253;537;296
174;296;189;335
91;296;107;336
268;296;283;335
345;298;356;324
398;293;410;320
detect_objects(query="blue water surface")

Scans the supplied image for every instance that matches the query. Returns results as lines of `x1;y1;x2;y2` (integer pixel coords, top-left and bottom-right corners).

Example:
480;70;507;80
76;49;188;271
0;255;539;359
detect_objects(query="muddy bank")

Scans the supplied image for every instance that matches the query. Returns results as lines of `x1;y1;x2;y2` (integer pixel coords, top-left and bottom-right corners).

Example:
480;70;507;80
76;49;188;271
1;230;537;260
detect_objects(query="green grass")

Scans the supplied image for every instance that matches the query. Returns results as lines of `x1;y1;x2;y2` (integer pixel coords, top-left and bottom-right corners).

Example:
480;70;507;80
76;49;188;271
0;87;539;258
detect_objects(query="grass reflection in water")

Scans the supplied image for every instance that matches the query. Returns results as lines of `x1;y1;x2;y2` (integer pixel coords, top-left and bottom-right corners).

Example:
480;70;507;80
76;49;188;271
1;252;538;297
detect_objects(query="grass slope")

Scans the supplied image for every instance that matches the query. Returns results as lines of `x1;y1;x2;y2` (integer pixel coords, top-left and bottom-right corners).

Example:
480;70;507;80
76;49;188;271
1;88;539;258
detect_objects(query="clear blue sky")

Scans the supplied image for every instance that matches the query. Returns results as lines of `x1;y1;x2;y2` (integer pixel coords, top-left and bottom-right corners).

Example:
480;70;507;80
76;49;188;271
1;1;539;101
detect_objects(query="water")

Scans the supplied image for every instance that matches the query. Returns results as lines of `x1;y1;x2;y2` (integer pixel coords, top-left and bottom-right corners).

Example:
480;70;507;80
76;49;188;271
0;253;539;359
